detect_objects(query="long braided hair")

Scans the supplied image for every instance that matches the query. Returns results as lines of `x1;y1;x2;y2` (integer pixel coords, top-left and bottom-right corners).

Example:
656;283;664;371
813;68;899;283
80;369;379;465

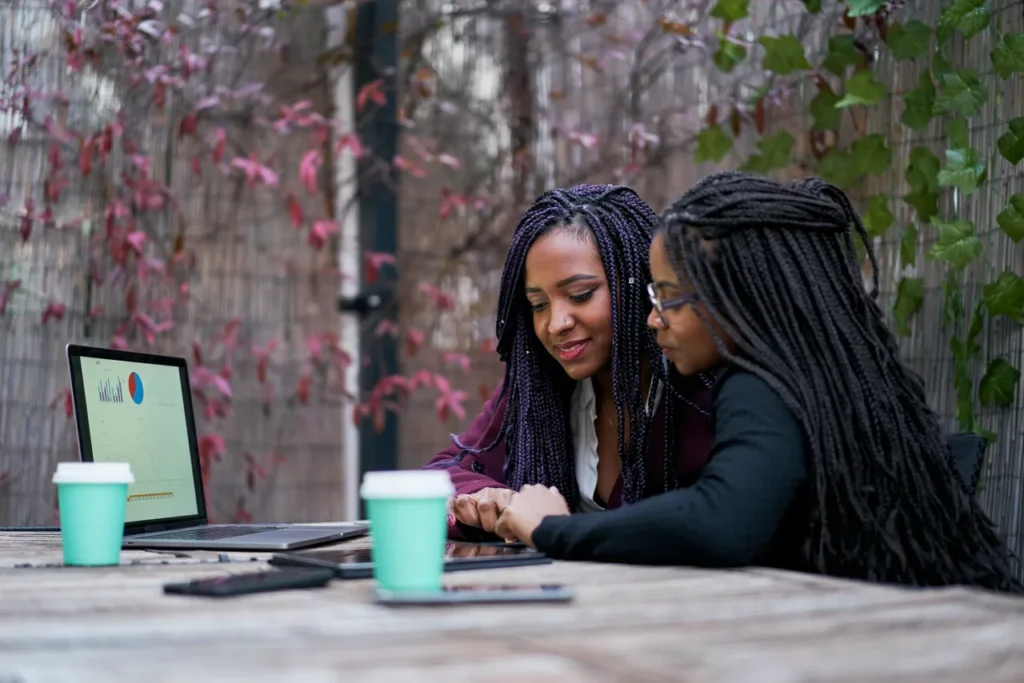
660;171;1020;592
455;184;708;511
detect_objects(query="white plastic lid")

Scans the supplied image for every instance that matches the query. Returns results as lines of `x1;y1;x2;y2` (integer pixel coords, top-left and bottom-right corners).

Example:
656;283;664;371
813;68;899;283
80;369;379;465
52;462;135;485
359;470;454;499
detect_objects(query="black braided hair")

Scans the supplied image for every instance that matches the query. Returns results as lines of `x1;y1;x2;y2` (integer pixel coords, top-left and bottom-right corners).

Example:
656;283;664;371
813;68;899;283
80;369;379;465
659;170;1020;592
453;184;709;511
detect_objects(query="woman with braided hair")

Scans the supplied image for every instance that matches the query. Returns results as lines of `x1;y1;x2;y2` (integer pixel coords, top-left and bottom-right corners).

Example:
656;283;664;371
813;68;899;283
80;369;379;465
423;184;715;541
496;171;1021;593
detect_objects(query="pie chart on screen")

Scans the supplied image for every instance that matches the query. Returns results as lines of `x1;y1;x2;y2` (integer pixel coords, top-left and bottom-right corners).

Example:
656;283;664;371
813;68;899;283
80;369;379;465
128;372;144;404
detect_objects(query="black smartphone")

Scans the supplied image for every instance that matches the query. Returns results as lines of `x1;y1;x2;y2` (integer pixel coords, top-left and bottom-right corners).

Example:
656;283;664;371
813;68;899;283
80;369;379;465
373;584;573;606
162;568;335;598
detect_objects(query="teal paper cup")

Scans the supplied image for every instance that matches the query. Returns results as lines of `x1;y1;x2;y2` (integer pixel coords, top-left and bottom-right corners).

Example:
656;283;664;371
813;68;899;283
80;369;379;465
360;470;454;593
52;462;134;567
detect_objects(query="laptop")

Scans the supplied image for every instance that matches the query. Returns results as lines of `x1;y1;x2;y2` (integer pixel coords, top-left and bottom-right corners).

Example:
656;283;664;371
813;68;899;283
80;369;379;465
66;343;368;551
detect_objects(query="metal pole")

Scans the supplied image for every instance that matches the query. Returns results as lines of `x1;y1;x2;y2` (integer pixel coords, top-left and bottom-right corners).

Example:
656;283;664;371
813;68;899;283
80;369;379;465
343;0;400;517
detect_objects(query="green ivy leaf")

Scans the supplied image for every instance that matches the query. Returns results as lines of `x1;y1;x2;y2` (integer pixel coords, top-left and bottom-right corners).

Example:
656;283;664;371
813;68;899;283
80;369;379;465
947;118;970;149
943;271;965;332
966;300;984;348
846;0;885;17
741;130;795;173
996;194;1024;243
836;69;886;108
901;71;935;130
823;35;866;75
900;223;918;267
694;125;734;163
996;116;1024;164
904;147;940;223
810;87;841;131
759;35;811;75
710;0;750;21
991;32;1024;79
932;50;953;77
818;148;860;188
713;38;747;73
892;277;924;337
850;135;892;175
979;359;1021;408
862;195;893;238
801;0;822;12
886;20;932;60
933;69;987;118
983;271;1024;324
937;0;990;44
938;147;987;194
926;218;982;270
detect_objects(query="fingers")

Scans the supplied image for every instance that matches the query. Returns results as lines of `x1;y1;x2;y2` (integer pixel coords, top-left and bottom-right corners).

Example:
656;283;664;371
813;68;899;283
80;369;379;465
453;494;482;528
476;497;500;532
494;509;515;542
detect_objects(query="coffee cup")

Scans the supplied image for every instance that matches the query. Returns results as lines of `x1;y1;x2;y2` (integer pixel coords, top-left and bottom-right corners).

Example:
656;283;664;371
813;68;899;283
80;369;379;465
360;470;454;592
52;462;134;566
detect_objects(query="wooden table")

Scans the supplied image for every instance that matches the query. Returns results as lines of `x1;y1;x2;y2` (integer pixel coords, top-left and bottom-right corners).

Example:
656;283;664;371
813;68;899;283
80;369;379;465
1;530;1023;682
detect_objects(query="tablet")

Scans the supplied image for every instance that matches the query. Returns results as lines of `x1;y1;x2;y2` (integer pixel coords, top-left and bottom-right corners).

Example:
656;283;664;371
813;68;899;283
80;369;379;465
269;541;552;579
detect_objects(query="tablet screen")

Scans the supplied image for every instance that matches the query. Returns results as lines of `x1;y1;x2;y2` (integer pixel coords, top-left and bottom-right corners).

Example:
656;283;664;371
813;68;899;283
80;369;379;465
285;541;542;567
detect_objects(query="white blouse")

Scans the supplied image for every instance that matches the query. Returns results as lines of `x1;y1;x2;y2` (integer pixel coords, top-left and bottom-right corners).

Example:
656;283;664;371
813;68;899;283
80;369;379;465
570;377;661;513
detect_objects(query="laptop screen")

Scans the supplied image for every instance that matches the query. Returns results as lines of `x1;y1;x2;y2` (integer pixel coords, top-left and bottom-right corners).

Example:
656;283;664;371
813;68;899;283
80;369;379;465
75;354;200;524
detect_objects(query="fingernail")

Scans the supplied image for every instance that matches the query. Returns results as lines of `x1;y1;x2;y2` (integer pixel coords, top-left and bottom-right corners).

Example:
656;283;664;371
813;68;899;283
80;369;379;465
447;514;456;526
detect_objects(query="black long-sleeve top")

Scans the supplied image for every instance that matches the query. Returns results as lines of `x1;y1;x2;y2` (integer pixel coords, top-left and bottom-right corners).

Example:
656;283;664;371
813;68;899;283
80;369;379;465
532;369;810;569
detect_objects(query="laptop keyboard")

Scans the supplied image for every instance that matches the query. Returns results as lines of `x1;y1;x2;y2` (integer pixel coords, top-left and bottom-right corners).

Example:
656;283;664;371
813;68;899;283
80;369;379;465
145;526;280;541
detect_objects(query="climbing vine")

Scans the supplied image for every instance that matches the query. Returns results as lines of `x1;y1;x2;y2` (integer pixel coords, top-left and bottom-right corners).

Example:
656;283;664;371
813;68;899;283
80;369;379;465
696;0;1024;438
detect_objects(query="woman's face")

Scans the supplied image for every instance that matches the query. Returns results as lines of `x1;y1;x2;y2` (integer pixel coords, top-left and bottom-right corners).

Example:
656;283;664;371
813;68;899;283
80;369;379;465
646;232;725;375
524;228;613;381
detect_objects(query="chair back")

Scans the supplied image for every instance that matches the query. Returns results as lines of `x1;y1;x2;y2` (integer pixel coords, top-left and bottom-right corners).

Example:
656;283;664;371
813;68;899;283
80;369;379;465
946;432;988;497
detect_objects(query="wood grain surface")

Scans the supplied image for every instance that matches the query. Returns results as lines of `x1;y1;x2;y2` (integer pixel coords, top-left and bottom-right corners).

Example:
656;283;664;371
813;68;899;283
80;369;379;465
1;531;1023;682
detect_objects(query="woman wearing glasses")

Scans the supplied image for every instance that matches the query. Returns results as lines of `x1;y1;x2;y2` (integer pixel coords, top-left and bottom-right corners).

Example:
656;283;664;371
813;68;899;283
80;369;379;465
423;184;715;541
494;172;1021;593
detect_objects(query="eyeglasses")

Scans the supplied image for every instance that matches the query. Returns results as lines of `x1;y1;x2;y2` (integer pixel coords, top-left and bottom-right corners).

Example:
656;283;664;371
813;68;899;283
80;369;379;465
647;282;699;326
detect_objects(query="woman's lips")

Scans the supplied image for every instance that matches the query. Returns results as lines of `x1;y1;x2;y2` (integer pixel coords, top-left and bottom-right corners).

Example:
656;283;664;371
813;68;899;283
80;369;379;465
555;339;590;361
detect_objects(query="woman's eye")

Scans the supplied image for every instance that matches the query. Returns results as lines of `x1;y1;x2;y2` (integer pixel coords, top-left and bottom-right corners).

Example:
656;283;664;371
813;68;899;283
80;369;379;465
529;302;547;312
570;290;594;303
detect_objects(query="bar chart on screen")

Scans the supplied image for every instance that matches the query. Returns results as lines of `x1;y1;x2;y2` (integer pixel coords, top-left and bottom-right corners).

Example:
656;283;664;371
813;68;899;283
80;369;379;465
97;377;124;403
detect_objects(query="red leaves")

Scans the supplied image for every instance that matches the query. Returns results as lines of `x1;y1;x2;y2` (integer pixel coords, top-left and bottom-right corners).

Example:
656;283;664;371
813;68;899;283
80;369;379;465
299;149;322;194
49;388;73;419
356;79;386;112
230;154;278;188
210;127;227;163
442;352;472;374
418;282;455;310
198;433;227;479
433;374;468;423
404;328;426;356
40;302;66;326
567;130;599;150
287;194;303;229
296;374;312;405
394;155;426;178
125;231;147;255
252;339;279;384
20;200;34;242
0;280;21;316
309;219;338;250
336;133;365;158
178;112;198;138
364;251;396;285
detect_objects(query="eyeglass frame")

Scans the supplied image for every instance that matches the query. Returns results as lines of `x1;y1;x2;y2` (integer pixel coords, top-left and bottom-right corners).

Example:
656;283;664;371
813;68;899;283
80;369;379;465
647;282;700;326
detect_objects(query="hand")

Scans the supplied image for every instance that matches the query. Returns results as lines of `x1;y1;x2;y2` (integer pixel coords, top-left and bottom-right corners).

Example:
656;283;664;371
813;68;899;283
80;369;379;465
450;487;515;533
495;484;571;547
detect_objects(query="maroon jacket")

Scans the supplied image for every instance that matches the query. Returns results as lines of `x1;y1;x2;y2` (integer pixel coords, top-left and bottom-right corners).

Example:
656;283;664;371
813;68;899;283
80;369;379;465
424;376;714;540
